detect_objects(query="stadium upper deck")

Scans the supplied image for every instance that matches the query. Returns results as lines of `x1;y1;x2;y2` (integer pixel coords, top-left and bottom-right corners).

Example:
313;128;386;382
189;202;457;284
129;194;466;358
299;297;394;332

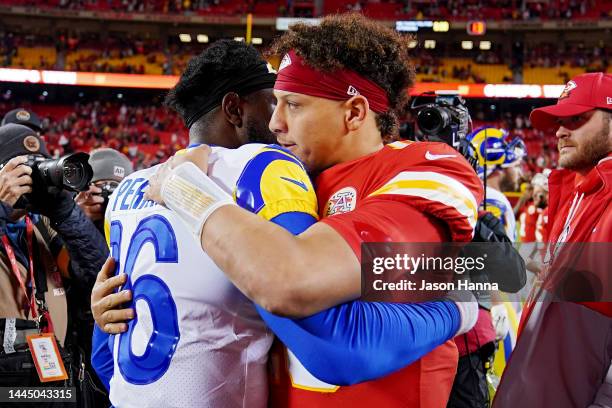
2;0;610;20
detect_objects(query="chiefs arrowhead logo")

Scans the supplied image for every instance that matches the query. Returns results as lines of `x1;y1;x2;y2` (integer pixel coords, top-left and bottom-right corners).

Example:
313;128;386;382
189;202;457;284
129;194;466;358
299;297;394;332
559;80;577;100
16;110;31;121
279;54;292;72
324;187;357;216
23;135;40;152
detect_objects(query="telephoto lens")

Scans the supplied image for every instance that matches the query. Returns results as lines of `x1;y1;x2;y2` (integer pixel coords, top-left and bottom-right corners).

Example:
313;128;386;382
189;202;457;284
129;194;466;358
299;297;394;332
416;107;452;136
30;152;94;192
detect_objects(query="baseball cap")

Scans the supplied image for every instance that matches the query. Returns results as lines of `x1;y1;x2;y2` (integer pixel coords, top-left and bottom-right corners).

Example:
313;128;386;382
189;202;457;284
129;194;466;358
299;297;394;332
88;148;134;183
1;108;43;132
0;123;50;165
530;73;612;130
531;172;549;191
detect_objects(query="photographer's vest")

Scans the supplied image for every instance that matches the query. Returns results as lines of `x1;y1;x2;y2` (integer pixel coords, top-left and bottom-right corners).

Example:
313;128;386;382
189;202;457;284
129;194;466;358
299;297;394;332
0;216;68;346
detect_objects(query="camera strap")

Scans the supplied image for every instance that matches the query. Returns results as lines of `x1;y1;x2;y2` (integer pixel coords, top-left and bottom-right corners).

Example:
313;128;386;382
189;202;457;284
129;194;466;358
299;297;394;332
0;216;37;320
0;216;55;334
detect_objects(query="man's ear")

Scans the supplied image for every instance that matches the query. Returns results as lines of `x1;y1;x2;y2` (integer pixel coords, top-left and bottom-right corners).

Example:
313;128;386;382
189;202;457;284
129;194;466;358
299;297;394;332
221;92;243;127
344;95;369;132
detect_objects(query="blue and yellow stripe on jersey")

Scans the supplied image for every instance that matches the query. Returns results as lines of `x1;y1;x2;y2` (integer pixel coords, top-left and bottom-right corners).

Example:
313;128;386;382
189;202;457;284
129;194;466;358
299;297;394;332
234;145;318;230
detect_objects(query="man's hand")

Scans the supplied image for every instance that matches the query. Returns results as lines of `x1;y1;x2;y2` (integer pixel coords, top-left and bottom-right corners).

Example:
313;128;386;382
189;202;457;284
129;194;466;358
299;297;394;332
0;156;32;207
91;257;134;334
75;185;105;222
526;258;543;275
145;145;212;205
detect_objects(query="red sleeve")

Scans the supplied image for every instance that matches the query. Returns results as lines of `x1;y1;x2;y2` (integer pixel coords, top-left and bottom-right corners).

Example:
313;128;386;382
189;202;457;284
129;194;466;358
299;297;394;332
321;197;449;261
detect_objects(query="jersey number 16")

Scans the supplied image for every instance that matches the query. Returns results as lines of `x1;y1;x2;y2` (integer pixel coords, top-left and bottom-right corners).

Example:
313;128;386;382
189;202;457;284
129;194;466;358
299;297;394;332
110;215;181;385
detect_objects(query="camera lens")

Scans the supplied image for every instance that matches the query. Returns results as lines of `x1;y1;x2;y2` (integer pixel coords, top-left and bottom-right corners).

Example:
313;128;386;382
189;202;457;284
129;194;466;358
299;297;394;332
64;161;86;189
61;153;93;191
417;107;451;135
35;152;93;192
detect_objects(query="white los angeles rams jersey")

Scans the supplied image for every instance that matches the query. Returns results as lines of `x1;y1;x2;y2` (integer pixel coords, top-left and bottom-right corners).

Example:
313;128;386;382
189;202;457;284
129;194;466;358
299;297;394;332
105;144;273;408
485;186;517;242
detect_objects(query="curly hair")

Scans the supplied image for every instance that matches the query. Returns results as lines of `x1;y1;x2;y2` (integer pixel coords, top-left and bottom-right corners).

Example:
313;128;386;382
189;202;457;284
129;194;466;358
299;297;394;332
268;13;415;138
164;40;265;124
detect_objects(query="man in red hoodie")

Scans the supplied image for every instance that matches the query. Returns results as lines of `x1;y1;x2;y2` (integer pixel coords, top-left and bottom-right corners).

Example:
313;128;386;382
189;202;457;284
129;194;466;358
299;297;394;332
493;72;611;407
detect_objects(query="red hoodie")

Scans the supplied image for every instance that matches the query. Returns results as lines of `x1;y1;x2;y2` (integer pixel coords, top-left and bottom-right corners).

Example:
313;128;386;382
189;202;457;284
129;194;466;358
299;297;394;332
493;154;612;408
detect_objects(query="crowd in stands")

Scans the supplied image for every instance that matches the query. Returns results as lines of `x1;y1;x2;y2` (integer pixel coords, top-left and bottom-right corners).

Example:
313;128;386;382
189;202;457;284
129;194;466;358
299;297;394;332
413;51;493;83
1;0;297;17
0;99;556;181
0;30;196;75
0;101;188;170
525;42;609;72
3;28;608;84
393;0;609;21
2;0;610;20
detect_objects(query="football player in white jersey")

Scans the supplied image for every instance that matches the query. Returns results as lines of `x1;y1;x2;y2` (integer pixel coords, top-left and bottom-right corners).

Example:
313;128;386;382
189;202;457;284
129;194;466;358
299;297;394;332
91;40;280;407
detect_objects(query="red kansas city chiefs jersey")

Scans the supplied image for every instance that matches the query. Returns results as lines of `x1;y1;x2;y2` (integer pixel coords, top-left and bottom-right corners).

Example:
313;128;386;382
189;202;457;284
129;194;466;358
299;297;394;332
268;140;484;408
318;140;483;248
518;203;543;242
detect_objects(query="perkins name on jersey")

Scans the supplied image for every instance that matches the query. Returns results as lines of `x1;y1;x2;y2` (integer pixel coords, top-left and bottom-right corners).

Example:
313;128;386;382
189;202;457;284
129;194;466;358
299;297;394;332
111;177;157;212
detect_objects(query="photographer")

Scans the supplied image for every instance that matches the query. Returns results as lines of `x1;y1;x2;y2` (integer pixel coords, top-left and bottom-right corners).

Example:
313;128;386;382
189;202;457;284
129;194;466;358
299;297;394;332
1;107;44;135
409;94;527;408
75;148;133;234
0;123;108;406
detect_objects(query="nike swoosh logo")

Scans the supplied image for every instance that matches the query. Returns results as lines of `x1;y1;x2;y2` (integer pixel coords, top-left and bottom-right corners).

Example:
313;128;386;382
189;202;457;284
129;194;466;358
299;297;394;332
425;151;458;160
280;176;309;192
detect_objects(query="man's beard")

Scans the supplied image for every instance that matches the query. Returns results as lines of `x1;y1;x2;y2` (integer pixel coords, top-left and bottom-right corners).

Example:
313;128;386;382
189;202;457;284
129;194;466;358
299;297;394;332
560;121;610;171
246;117;276;145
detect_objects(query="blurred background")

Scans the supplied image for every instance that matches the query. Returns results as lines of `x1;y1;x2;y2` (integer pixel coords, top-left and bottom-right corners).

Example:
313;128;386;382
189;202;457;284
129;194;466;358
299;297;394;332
0;0;610;183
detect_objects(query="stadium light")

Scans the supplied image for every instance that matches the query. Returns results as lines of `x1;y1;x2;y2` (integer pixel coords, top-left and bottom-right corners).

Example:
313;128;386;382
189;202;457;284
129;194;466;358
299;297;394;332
467;21;486;36
197;34;209;43
424;40;436;49
480;41;492;50
251;37;263;45
234;37;245;42
461;41;473;50
179;34;192;43
432;21;450;32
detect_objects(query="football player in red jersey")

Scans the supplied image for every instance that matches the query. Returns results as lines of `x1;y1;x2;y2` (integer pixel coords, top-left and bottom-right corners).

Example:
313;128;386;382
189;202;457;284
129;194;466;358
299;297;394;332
145;14;483;407
517;172;548;243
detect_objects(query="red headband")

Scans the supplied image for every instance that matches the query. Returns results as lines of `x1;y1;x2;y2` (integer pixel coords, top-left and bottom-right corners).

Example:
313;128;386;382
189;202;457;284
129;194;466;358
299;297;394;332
274;50;390;114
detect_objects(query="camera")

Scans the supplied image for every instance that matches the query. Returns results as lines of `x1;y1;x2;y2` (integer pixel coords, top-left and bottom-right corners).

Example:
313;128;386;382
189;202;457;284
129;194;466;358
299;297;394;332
0;152;93;209
25;152;93;193
97;181;119;209
410;91;471;149
533;191;547;209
